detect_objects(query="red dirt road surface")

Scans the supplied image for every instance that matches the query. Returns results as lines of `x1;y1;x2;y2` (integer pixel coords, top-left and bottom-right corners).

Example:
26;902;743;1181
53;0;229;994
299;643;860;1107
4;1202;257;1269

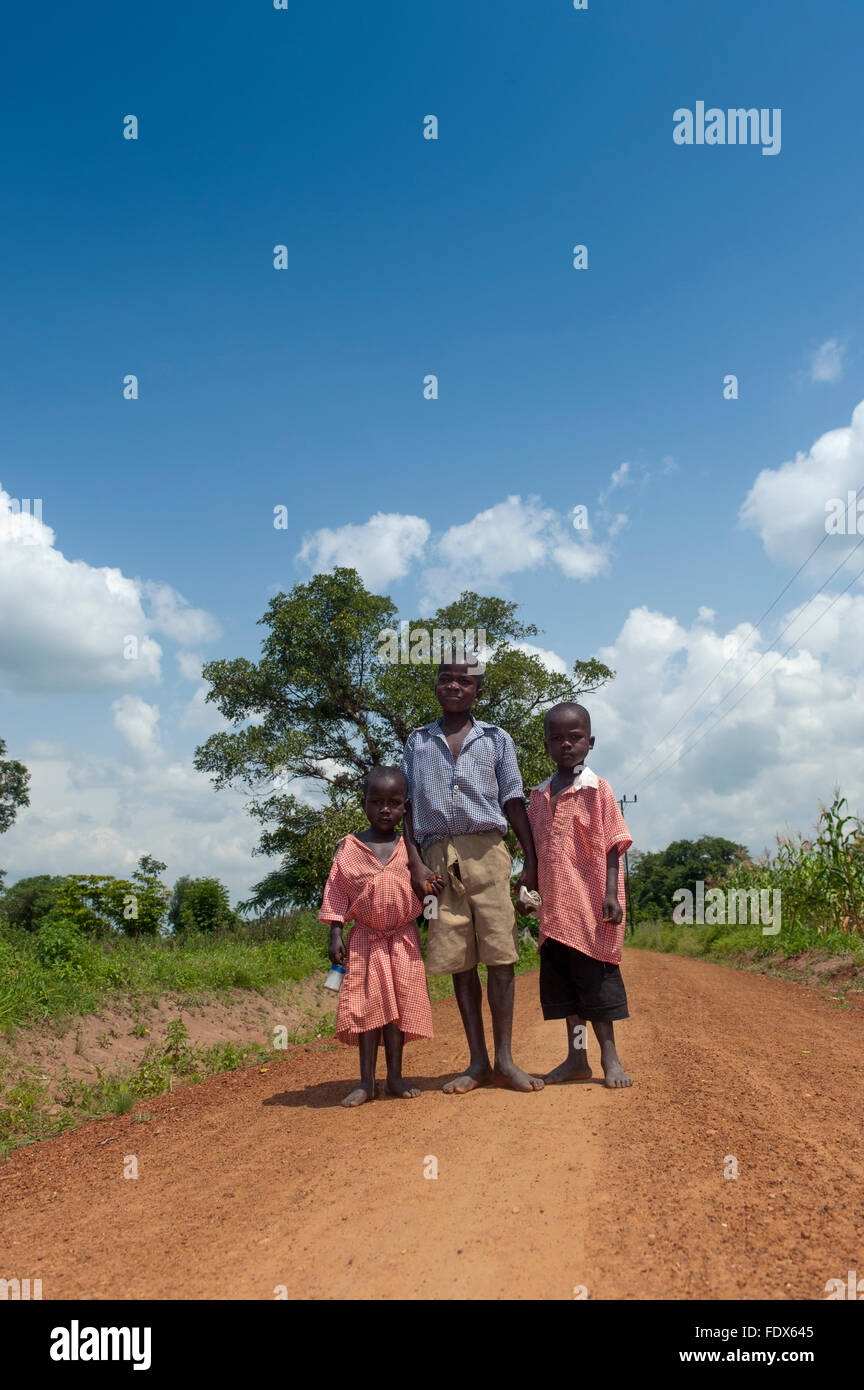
2;949;862;1300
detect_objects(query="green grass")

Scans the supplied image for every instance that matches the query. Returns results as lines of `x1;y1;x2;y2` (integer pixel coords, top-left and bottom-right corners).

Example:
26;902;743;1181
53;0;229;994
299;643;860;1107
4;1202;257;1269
0;911;330;1034
0;910;541;1154
0;1021;284;1152
626;917;864;968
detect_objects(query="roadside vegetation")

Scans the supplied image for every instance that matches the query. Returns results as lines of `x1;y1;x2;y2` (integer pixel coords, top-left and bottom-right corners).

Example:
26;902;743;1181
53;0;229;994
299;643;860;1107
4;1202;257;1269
627;795;864;980
0;876;539;1154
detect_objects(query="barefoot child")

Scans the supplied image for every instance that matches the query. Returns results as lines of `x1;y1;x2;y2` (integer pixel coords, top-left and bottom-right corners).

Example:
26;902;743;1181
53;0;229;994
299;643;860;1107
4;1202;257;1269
320;766;433;1107
527;702;634;1089
401;652;544;1095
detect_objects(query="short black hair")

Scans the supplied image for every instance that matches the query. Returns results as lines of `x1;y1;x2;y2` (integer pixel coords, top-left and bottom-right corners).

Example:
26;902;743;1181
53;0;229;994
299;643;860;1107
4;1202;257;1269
362;765;408;798
543;702;591;735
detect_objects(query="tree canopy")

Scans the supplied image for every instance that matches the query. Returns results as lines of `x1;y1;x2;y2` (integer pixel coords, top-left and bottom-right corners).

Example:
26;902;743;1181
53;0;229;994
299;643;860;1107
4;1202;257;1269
629;835;749;921
0;738;31;888
193;568;615;909
169;875;236;933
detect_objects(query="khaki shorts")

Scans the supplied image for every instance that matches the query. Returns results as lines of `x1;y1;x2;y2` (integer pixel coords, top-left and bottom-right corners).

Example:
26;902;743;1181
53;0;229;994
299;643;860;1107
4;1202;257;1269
422;830;519;975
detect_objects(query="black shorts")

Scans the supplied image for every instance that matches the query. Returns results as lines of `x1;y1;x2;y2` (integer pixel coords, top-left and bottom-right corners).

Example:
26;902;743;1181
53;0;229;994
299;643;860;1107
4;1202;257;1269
539;937;629;1022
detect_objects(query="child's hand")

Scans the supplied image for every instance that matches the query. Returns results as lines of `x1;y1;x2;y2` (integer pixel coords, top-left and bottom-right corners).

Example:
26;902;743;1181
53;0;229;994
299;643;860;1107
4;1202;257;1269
517;860;538;895
602;894;623;926
412;869;444;901
328;926;347;965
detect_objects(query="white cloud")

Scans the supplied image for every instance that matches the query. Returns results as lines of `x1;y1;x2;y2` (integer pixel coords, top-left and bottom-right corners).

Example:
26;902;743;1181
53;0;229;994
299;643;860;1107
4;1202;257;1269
142;582;221;646
297;512;430;589
551;535;611;580
511;641;569;675
112;695;162;758
598;460;634;505
739;398;864;567
808;337;845;384
0;485;220;695
178;684;228;734
422;495;612;605
3;750;257;901
580;601;864;859
176;651;204;682
438;496;553;577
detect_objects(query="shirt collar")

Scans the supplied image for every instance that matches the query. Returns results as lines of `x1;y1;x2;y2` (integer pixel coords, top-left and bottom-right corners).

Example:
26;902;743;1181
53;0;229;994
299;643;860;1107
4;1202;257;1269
534;765;599;793
423;714;493;738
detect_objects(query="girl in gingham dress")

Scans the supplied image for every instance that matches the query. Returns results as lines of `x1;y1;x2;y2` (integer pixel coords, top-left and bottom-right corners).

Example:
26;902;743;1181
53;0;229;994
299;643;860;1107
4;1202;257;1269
319;766;433;1107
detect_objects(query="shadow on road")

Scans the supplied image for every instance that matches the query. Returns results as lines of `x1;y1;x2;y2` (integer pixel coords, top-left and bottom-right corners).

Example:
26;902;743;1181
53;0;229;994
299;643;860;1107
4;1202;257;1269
263;1073;471;1108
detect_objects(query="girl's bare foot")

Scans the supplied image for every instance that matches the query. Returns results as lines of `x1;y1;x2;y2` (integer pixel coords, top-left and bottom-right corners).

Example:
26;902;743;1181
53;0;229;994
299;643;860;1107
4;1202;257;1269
384;1077;421;1098
341;1082;377;1107
492;1060;544;1091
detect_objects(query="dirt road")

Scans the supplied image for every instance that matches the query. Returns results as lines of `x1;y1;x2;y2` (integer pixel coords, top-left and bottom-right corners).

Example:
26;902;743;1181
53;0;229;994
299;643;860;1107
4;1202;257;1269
2;949;862;1300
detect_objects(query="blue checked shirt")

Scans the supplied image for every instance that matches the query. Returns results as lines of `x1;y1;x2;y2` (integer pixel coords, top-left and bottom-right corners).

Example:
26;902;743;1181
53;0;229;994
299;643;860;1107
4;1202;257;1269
401;717;525;850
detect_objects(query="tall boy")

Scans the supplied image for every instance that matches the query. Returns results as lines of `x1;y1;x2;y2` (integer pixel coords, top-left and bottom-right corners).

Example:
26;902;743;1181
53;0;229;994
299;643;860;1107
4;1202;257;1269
527;702;634;1088
401;656;543;1094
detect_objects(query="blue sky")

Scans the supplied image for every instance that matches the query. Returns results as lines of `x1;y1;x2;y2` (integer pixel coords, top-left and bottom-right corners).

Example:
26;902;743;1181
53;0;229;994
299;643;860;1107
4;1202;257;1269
2;0;864;900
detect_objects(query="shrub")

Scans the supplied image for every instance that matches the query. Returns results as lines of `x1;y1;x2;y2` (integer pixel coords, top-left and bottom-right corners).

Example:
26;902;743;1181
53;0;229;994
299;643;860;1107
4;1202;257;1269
169;876;236;934
0;875;67;932
33;918;96;972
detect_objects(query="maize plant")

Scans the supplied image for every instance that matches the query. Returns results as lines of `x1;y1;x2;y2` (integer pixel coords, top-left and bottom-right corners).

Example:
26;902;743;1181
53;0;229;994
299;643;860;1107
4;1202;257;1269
726;794;864;937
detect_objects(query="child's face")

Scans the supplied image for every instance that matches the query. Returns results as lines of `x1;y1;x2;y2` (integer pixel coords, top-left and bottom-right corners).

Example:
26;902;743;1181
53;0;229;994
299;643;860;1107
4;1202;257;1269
545;711;594;769
435;664;481;714
363;776;407;832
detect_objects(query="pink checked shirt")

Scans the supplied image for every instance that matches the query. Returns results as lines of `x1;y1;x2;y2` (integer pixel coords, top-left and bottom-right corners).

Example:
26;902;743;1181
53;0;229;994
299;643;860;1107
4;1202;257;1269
527;767;632;964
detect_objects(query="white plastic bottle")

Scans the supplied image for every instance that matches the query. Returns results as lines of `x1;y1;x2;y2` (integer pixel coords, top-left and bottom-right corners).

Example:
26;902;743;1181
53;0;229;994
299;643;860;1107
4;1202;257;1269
324;963;346;992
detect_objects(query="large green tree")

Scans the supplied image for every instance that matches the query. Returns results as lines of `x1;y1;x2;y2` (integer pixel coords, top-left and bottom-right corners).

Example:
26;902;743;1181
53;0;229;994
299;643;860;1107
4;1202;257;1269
0;874;66;931
629;835;749;921
169;875;236;933
194;568;614;910
0;738;31;890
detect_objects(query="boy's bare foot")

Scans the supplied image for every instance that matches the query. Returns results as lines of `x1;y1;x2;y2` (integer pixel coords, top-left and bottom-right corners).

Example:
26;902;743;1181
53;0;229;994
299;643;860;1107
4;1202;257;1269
341;1083;377;1107
492;1060;544;1092
442;1063;494;1094
542;1057;593;1084
383;1077;421;1098
602;1056;633;1088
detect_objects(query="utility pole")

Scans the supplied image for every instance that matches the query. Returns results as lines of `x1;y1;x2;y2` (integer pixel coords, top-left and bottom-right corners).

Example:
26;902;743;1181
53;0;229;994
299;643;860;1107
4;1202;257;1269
618;794;637;935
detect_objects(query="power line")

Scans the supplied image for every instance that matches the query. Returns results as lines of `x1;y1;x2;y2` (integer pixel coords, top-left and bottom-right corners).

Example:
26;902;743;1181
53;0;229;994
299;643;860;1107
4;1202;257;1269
639;532;864;789
622;484;863;781
640;555;864;792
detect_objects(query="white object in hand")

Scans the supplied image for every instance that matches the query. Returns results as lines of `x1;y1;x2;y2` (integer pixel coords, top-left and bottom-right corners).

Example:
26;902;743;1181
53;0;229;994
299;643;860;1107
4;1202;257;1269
324;963;346;992
517;886;542;914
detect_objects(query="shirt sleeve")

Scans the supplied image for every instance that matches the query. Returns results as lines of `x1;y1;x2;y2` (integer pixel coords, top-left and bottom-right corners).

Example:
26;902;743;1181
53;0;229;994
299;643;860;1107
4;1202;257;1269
495;729;525;807
600;782;633;855
318;845;352;925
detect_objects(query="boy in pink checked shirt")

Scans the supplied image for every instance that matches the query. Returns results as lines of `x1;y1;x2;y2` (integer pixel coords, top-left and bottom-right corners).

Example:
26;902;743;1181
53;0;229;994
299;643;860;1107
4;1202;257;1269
527;703;634;1089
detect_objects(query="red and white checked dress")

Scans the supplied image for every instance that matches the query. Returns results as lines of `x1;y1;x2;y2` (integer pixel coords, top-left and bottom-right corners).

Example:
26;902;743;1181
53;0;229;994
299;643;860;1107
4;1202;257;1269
527;768;632;964
318;835;433;1045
